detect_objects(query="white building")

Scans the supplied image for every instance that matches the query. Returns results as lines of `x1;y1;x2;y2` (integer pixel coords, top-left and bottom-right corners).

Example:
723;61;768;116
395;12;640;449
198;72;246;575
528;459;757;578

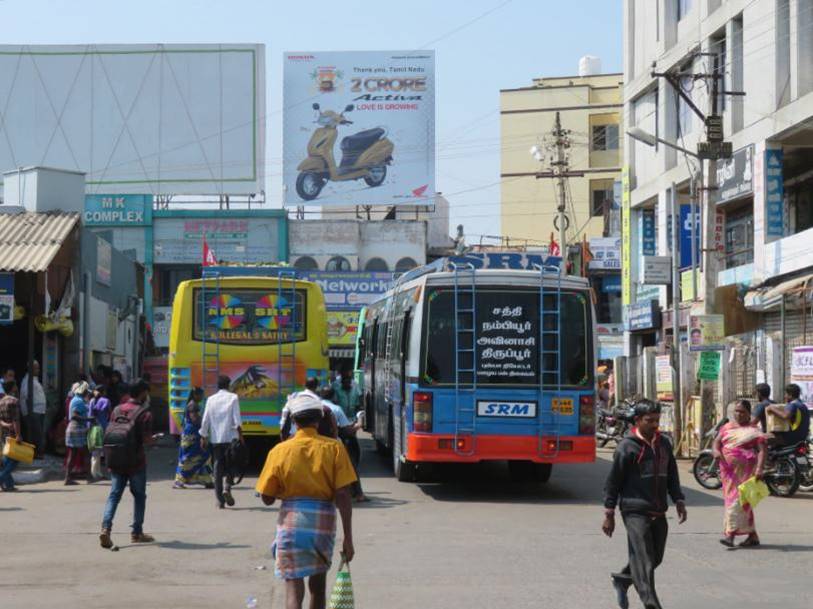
624;0;813;396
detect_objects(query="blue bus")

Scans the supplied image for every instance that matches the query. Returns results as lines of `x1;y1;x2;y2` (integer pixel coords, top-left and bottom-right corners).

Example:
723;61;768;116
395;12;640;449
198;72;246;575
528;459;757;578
358;259;597;481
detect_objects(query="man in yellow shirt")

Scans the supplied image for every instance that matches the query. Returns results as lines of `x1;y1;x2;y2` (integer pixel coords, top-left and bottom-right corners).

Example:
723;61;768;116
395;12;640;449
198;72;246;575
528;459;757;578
256;393;357;609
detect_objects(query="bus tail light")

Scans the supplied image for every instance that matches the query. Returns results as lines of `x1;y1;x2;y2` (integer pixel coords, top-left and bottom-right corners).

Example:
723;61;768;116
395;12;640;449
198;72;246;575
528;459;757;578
579;395;595;435
413;391;433;432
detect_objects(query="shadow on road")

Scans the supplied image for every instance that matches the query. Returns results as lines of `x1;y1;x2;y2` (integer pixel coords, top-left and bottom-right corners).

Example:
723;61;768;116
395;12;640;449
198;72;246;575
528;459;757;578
0;506;23;511
146;540;252;551
746;544;813;553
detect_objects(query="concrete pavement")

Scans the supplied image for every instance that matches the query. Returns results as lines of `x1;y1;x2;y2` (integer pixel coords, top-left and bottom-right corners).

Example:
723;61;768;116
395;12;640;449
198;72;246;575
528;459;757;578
2;436;812;609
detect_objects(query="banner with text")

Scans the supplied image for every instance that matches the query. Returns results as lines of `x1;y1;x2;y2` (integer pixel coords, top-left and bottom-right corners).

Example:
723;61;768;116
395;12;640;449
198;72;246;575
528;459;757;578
283;50;435;207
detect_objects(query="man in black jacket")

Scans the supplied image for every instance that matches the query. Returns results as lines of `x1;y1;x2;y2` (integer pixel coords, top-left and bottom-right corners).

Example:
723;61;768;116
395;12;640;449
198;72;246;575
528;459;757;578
602;399;687;609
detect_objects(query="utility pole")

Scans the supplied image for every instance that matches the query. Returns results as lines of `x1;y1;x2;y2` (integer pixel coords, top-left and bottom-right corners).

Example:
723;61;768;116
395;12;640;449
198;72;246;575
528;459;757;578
535;111;584;269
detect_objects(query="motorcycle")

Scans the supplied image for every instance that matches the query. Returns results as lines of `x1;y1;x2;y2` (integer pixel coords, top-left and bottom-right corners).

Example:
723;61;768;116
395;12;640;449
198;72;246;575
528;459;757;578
799;440;813;492
693;429;805;497
596;400;636;448
295;103;394;201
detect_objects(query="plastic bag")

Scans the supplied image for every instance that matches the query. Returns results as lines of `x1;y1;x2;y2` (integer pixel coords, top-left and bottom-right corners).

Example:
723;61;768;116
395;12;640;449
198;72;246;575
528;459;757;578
738;476;769;508
328;555;354;609
87;425;104;452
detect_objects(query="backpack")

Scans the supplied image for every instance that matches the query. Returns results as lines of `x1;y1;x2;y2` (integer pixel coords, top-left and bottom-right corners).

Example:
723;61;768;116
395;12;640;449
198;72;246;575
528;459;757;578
103;405;147;472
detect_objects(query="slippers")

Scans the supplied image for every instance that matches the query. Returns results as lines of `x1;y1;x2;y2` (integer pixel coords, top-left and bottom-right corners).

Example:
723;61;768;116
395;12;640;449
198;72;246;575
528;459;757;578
739;537;760;548
719;537;735;548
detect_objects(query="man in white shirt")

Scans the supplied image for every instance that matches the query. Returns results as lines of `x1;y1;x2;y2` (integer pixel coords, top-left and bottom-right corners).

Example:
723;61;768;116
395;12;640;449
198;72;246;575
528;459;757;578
20;360;47;458
200;375;243;509
280;377;323;440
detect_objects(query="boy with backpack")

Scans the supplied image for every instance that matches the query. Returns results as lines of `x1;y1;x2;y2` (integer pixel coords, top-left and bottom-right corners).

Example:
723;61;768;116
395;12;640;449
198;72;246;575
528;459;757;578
99;379;155;548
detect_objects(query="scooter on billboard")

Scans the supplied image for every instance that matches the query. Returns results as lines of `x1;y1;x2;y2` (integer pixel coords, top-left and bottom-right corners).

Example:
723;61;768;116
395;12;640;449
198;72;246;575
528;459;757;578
295;103;395;201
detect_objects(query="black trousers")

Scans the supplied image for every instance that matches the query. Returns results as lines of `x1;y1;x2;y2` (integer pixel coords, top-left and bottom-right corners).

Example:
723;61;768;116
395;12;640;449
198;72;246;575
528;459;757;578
211;443;234;505
342;435;364;498
614;513;668;609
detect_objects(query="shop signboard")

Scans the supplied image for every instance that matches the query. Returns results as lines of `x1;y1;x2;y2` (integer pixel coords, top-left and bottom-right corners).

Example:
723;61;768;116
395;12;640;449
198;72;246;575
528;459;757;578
790;346;813;405
688;314;725;352
283;50;435;207
96;239;112;286
299;271;394;310
642;256;671;285
152;306;173;350
625;300;661;332
621;167;632;306
0;272;13;325
327;310;361;347
84;195;152;226
598;335;624;360
765;149;784;239
588;237;621;270
712;145;753;204
641;209;656;256
153;217;281;264
697;351;721;381
679;205;700;269
655;355;673;401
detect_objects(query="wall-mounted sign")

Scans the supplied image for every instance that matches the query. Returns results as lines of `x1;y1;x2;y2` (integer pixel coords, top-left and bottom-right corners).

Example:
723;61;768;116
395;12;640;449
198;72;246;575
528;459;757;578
625;300;661;332
0;272;13;325
97;238;112;286
152;306;173;349
299;271;394;310
154;217;281;264
622;167;632;306
697;351;721;381
679;204;700;270
713;145;753;204
641;209;656;256
655;355;673;400
588;237;621;270
84;195;152;226
688;314;725;351
791;346;813;405
642;256;672;285
765;149;784;239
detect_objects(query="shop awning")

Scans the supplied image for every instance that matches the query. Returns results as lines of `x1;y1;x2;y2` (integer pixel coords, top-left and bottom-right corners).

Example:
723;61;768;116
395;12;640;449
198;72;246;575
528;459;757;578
744;272;813;312
0;212;79;272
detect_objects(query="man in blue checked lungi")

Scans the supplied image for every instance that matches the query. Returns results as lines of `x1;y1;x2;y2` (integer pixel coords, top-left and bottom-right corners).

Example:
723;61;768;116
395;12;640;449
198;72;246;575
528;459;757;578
256;393;357;609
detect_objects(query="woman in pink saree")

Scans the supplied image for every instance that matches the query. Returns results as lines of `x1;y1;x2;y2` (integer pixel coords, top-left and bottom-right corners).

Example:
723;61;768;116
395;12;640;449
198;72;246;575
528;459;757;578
712;400;767;547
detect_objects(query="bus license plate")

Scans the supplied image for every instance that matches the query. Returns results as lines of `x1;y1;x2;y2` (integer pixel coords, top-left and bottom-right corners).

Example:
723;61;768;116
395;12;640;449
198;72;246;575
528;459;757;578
552;398;574;415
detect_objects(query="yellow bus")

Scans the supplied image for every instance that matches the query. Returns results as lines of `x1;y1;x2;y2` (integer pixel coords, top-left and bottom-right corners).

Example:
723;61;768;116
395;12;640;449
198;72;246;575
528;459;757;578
168;273;329;438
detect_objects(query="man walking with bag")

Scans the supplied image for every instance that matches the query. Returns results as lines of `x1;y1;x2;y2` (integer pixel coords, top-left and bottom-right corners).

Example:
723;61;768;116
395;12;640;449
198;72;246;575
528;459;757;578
200;375;243;509
602;399;687;609
99;379;155;548
256;392;356;609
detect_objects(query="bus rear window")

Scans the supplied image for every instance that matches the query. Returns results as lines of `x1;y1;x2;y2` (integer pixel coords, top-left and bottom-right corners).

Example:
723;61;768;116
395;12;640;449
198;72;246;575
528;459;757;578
193;288;306;345
422;288;591;387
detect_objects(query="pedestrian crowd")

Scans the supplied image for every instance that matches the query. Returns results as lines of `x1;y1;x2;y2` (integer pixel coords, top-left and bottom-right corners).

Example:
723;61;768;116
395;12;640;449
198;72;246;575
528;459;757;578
602;381;810;609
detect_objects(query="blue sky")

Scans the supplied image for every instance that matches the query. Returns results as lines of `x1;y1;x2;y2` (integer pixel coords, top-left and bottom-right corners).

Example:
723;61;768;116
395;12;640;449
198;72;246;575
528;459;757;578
1;0;622;240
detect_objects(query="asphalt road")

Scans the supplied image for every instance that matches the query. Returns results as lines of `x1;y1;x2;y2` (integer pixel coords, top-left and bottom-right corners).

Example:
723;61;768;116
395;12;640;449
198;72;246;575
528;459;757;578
2;436;812;609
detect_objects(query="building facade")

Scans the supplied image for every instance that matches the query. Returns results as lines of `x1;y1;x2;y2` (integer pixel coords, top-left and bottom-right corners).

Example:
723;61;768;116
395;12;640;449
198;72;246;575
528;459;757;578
624;0;813;404
500;71;624;247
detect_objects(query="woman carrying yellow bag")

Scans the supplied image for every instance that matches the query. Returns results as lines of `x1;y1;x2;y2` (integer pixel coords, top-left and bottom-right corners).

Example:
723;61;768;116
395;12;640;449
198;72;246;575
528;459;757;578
712;399;767;548
0;379;24;492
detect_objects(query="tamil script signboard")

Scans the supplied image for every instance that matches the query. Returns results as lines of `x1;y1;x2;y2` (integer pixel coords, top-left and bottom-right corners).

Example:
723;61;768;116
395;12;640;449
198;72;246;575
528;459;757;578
283;50;435;207
697;351;721;381
476;293;538;384
765;149;784;239
642;256;671;285
713;145;753;204
625;300;661;332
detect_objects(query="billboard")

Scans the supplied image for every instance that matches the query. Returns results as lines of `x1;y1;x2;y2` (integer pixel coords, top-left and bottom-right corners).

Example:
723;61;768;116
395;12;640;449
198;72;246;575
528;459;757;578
0;44;264;196
283;51;435;207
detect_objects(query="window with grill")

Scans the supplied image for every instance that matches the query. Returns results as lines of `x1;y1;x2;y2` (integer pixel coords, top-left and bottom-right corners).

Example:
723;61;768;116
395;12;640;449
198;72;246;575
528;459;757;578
592;124;619;151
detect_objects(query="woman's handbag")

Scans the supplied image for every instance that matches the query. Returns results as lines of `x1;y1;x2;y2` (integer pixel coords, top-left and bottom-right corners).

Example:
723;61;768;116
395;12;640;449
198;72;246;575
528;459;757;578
328;554;355;609
738;476;770;508
87;425;104;452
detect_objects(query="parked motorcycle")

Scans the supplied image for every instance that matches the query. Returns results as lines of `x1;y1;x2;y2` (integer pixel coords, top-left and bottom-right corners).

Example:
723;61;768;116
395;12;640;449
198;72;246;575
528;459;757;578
693;429;805;497
596;400;636;448
295;103;394;201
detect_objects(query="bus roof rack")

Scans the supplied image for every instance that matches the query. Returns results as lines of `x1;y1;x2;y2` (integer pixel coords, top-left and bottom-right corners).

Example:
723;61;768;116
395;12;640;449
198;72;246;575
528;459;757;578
394;255;563;286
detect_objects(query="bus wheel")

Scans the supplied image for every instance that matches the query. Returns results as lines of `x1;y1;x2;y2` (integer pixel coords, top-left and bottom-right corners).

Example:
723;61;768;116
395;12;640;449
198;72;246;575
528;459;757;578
534;463;553;483
393;451;416;482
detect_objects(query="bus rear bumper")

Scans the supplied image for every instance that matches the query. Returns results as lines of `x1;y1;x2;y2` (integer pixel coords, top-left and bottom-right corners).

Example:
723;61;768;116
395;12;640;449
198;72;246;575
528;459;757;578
405;433;596;464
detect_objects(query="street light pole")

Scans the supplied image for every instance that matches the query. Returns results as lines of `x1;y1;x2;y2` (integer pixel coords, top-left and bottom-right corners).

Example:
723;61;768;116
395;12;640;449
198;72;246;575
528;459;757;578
670;182;682;448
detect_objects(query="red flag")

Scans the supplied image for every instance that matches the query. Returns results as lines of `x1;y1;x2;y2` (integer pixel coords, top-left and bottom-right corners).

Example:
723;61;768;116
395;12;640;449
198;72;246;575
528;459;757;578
549;232;560;257
203;237;217;267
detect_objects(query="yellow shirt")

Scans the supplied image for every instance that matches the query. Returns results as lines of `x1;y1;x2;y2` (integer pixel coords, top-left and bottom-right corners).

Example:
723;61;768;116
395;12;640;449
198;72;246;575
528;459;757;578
255;427;358;501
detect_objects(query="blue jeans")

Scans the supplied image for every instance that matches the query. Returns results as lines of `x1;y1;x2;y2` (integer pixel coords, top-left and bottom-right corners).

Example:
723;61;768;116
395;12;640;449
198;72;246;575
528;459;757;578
102;468;147;534
0;456;18;490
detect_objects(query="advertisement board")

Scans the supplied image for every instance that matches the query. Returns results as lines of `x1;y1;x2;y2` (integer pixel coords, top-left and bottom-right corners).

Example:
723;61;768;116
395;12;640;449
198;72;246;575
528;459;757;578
713;145;753;204
283;51;435;207
0;44;265;195
621;167;632;306
0;272;13;325
625;300;661;331
588;237;621;270
765;149;784;239
152;306;173;350
688;314;725;351
327;311;361;347
791;346;813;405
655;355;673;401
299;271;394;310
96;239;112;286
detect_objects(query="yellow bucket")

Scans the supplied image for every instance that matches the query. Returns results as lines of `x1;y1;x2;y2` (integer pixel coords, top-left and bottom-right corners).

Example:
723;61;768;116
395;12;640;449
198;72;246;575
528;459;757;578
2;437;35;464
